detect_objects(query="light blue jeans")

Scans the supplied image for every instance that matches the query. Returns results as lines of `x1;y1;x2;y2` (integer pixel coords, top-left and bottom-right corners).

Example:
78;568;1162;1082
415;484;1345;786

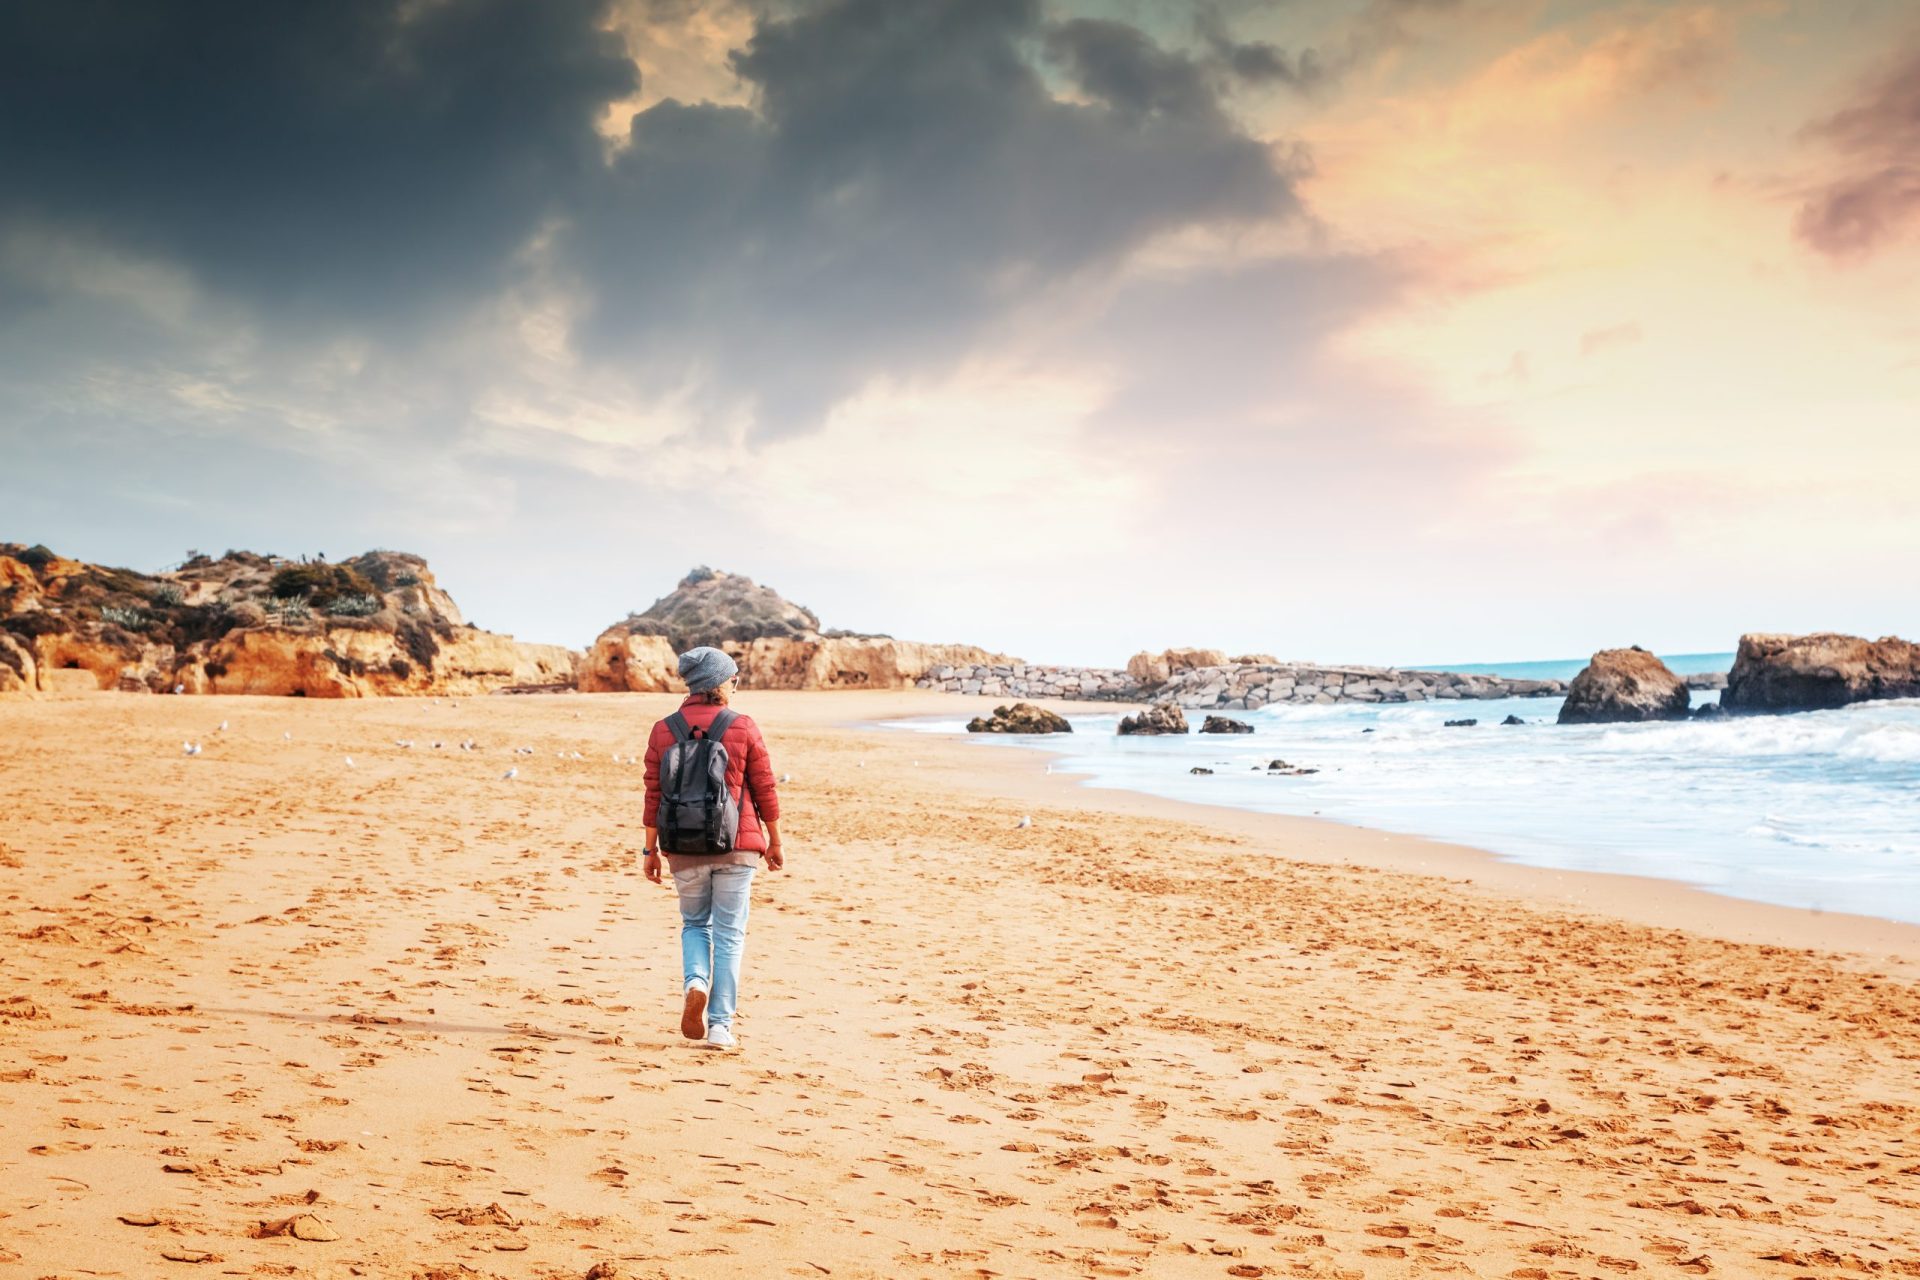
672;864;756;1029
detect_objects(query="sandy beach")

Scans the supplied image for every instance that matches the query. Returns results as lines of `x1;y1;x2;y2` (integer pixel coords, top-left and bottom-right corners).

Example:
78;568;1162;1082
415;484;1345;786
2;689;1916;1280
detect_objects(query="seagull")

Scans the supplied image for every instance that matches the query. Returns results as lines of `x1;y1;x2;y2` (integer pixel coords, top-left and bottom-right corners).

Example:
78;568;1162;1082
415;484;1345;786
182;742;201;757
431;741;442;749
1044;763;1052;774
502;767;519;781
395;740;413;749
217;720;229;732
570;751;583;760
283;731;292;740
173;683;185;695
1015;815;1032;829
779;773;791;784
344;756;355;768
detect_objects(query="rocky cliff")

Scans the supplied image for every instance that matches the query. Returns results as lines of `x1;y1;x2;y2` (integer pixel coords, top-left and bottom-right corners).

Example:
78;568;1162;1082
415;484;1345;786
580;568;1012;692
0;545;575;697
1721;632;1920;713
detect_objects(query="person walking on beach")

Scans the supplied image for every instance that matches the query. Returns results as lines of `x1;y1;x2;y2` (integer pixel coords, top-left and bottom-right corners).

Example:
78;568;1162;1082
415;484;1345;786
642;646;783;1050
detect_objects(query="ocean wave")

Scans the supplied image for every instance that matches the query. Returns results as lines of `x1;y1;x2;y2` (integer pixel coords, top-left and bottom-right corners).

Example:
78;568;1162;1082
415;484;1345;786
1590;709;1920;765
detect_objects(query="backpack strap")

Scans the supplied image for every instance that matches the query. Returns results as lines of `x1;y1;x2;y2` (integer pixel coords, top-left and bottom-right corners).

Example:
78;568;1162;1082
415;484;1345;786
666;712;693;743
702;708;738;743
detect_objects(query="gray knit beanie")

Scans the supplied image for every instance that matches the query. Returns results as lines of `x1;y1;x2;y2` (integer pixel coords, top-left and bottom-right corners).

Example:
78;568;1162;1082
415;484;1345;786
677;646;739;693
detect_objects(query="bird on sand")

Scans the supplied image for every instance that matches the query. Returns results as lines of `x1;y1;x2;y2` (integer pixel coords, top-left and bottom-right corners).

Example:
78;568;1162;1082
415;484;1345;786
182;742;201;756
1015;815;1032;829
779;773;791;784
502;766;519;781
344;756;355;768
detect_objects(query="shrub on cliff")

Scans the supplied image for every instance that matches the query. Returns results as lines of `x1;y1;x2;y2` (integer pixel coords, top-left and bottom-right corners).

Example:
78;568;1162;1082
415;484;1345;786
268;563;377;608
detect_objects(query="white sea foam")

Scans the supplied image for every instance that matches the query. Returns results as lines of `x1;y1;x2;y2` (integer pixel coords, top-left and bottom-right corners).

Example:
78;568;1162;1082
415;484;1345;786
888;692;1920;925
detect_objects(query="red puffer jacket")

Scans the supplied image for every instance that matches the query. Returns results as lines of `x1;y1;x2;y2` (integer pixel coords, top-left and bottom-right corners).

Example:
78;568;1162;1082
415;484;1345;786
643;697;780;851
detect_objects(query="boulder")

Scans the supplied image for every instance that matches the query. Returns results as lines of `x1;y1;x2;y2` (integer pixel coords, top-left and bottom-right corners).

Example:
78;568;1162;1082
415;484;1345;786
1117;702;1189;735
579;628;681;693
1267;759;1318;776
1500;714;1525;726
1230;653;1279;666
1557;647;1690;724
967;702;1073;734
1125;648;1229;686
1692;702;1726;719
1444;718;1478;727
1721;632;1920;713
1199;715;1254;734
1189;766;1214;775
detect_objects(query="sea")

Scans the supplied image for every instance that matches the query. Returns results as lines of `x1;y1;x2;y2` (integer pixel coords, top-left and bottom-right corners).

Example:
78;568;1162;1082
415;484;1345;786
888;652;1920;927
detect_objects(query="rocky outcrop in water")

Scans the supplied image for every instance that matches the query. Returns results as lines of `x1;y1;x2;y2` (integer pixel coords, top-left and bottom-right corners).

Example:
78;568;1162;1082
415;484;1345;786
1557;647;1690;724
1721;632;1920;713
1199;715;1253;734
1118;703;1189;735
967;702;1072;734
0;544;574;697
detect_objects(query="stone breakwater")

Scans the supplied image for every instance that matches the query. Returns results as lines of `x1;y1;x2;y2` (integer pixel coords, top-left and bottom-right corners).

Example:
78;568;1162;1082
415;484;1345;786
917;663;1143;701
917;662;1590;708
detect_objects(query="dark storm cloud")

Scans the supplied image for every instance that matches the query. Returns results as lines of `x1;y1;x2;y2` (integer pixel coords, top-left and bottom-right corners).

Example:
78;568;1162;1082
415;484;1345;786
0;0;635;325
1193;9;1332;95
2;0;1294;430
567;0;1294;428
1795;46;1920;259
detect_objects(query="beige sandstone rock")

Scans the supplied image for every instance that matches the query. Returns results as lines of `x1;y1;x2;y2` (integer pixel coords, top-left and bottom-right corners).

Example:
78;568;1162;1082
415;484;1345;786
1125;648;1230;686
204;626;575;698
579;628;681;693
0;631;35;695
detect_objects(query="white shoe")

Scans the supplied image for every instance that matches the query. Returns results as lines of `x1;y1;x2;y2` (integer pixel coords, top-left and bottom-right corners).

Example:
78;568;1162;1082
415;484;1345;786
680;981;709;1041
703;1023;736;1050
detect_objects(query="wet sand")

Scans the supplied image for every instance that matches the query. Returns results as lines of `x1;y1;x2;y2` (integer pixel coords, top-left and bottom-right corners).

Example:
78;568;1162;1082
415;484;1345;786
1;689;1915;1279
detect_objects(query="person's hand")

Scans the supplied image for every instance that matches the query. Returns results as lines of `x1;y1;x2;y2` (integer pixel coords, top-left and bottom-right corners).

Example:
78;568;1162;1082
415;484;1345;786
764;842;784;872
643;850;664;884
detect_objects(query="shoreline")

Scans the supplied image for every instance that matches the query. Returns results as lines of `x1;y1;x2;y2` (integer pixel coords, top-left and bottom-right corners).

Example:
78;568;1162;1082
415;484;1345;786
856;693;1920;972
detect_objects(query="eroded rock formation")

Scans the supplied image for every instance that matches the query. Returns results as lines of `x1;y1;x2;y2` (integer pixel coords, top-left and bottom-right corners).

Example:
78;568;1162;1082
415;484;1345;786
0;544;575;697
1557;647;1690;724
583;568;1013;693
1199;715;1253;734
1721;632;1920;713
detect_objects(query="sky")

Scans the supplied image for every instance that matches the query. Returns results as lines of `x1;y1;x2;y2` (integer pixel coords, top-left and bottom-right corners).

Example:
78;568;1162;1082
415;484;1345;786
2;0;1916;667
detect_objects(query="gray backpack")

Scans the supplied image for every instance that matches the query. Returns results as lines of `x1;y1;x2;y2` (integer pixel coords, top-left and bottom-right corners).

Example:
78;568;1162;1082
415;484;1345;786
658;709;742;854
